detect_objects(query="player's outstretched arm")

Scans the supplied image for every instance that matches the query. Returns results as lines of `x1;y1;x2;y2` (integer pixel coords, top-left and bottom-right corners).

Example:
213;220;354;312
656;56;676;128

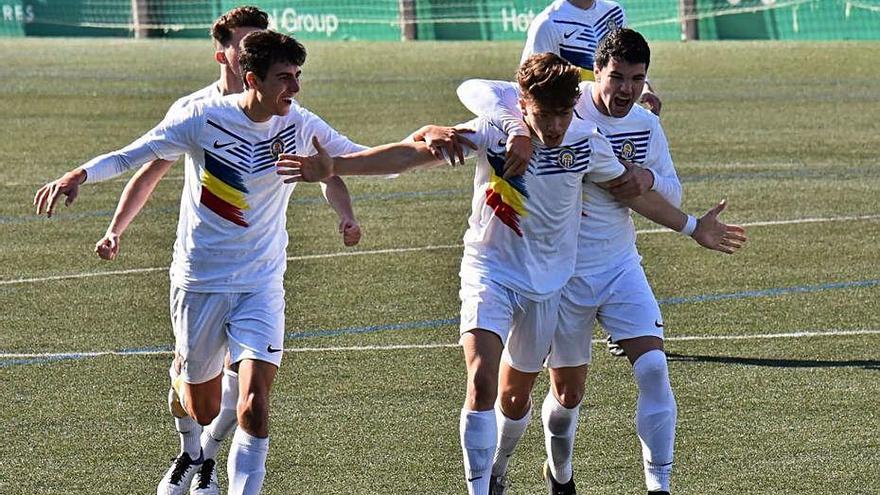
94;159;174;260
457;79;532;178
277;137;444;183
602;180;746;254
319;176;361;247
33;167;87;217
406;125;477;167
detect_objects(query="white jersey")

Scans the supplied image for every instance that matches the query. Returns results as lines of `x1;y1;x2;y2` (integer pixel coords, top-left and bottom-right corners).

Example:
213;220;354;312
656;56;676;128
83;94;364;292
522;0;627;80
459;116;624;300
576;81;681;275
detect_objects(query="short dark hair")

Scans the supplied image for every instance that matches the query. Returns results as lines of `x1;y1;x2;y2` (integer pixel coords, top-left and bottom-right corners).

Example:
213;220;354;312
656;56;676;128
239;30;307;88
517;53;581;111
594;28;651;71
210;6;269;47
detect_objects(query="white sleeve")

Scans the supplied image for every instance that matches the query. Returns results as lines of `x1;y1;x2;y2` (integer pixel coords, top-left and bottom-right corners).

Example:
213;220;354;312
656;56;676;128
299;108;367;156
82;105;198;183
456;79;529;138
521;16;560;63
645;123;682;207
455;117;494;159
620;9;629;28
586;132;626;183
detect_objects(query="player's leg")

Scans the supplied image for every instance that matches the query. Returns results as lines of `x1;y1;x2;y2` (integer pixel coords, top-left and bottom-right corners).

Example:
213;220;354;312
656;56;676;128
490;292;561;494
600;263;676;495
460;329;503;495
224;288;285;495
540;275;599;494
542;365;587;493
160;288;230;495
192;354;239;495
459;277;515;495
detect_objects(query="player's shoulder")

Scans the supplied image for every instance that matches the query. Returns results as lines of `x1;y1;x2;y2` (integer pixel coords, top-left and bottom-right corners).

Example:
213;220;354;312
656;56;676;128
168;83;221;113
595;0;626;16
626;103;662;129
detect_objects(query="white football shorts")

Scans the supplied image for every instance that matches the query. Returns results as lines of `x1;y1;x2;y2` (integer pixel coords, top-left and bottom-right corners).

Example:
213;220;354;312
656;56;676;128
551;260;663;368
169;285;286;384
459;276;562;373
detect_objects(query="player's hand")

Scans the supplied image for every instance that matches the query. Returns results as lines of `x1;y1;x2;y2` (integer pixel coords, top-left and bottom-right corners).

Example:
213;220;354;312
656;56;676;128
607;161;654;200
639;91;662;116
95;232;121;260
34;168;87;217
276;137;334;183
503;134;532;179
417;126;477;166
339;217;362;247
691;200;747;254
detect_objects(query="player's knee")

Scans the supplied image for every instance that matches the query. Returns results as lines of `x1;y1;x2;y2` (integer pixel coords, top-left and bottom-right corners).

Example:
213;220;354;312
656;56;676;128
237;391;269;431
633;350;670;388
189;400;221;426
466;370;498;410
498;389;530;419
554;387;583;409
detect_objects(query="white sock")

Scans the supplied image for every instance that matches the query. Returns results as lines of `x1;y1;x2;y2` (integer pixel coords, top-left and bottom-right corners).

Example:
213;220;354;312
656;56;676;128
541;392;580;484
460;408;496;495
633;350;677;493
175;415;203;460
492;403;531;477
227;428;269;495
201;369;239;460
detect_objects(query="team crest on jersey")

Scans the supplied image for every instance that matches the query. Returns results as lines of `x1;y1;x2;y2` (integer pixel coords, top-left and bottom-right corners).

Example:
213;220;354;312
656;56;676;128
620;139;636;160
557;148;577;169
270;139;285;159
606;19;618;31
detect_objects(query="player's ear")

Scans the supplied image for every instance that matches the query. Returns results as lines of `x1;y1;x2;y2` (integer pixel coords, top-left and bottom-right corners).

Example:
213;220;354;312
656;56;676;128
244;71;259;90
214;49;228;66
518;97;528;117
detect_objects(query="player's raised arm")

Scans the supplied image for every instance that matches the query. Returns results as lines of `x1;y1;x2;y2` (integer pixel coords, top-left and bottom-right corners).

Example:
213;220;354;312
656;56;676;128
457;79;532;178
276;136;447;183
94;159;175;260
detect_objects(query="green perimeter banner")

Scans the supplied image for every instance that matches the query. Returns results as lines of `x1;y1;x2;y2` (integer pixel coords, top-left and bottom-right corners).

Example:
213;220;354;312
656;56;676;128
230;1;402;41
0;1;28;36
414;0;680;41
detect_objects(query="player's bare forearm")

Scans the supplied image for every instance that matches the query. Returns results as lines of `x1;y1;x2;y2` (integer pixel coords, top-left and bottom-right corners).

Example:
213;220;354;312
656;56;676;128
106;159;174;236
335;142;443;176
619;190;687;232
320;176;356;222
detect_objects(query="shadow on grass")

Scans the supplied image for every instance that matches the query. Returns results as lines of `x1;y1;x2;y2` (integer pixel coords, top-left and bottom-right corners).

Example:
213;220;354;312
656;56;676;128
666;353;880;370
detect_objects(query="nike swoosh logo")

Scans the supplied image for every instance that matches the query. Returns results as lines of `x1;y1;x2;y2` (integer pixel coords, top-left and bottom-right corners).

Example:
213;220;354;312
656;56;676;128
213;140;235;149
655;320;664;328
467;476;483;482
564;29;578;38
267;345;283;353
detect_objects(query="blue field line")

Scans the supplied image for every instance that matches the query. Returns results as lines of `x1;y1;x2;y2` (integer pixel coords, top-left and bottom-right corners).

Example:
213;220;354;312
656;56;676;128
2;278;879;369
4;165;874;225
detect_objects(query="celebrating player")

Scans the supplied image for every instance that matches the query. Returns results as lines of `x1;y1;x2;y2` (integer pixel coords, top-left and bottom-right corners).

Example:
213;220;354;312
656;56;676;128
276;52;737;495
457;29;747;495
34;30;367;495
523;0;661;114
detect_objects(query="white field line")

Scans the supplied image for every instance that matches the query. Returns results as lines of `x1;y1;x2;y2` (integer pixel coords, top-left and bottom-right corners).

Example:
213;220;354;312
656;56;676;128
3;213;879;287
2;329;878;360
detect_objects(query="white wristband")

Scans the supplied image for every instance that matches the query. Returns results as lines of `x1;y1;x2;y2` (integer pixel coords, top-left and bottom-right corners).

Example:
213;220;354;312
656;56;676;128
680;215;698;237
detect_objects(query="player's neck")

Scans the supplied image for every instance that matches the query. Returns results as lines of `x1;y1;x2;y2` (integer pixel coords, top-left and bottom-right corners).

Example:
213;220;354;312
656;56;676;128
591;88;611;117
218;68;244;96
239;91;273;123
567;0;595;10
